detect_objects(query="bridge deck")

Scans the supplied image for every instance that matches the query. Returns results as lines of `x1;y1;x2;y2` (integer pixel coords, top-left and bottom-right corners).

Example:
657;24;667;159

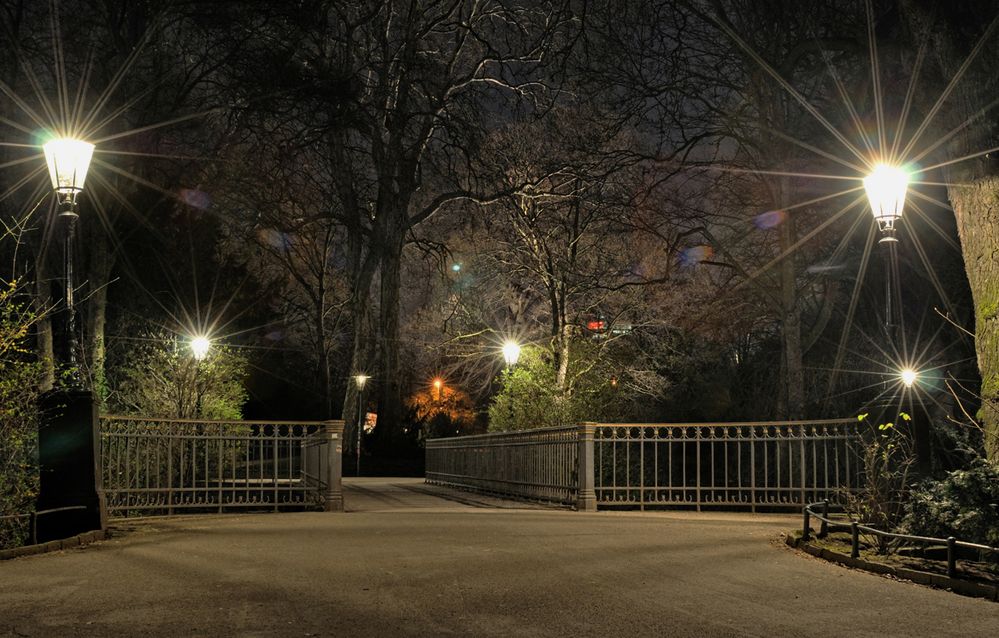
1;478;994;637
343;477;552;512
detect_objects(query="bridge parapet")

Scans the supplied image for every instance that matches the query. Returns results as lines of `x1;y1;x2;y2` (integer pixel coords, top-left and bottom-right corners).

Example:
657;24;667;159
99;415;344;517
426;419;863;511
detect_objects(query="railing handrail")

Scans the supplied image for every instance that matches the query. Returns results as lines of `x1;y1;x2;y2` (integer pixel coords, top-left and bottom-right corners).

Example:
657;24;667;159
426;418;859;447
101;414;342;427
0;505;89;523
801;501;997;580
1;505;91;548
592;418;856;428
804;501;999;553
425;424;580;445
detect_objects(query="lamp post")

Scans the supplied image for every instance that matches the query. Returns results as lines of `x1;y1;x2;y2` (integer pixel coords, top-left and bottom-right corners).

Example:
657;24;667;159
36;137;105;541
43;137;95;383
501;340;521;425
189;336;211;416
354;374;369;476
864;164;909;347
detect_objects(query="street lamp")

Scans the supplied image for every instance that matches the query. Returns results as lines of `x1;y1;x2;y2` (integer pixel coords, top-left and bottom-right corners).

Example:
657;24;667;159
502;340;521;368
900;368;917;389
43;137;95;381
354;374;369;476
864;163;910;346
433;377;443;401
190;335;211;361
863;163;909;243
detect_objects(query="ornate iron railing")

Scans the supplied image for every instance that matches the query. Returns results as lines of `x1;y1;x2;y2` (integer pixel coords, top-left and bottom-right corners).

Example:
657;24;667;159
425;419;862;511
594;419;862;510
425;425;584;507
99;416;344;517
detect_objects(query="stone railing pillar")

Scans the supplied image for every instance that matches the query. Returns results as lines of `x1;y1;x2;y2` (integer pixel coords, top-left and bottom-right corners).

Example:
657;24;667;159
323;420;345;512
576;422;597;511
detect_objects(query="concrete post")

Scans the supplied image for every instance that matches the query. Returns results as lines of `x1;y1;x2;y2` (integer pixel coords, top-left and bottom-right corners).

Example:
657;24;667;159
576;422;597;512
323;420;345;512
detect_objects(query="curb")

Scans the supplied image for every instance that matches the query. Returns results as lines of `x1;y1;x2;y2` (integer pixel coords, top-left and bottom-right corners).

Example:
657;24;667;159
0;529;108;561
786;531;999;602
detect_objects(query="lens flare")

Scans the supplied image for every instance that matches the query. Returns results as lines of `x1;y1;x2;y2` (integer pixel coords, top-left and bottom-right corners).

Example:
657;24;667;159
754;210;787;230
900;368;917;388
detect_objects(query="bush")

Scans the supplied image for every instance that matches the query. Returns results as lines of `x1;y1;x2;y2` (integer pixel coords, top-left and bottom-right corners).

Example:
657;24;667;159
844;412;916;554
108;332;248;419
0;280;42;549
903;457;999;547
487;341;621;431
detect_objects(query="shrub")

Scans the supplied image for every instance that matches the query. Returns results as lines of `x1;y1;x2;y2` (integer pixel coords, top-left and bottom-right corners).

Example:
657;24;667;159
903;457;999;548
108;332;248;419
844;412;916;554
0;280;42;549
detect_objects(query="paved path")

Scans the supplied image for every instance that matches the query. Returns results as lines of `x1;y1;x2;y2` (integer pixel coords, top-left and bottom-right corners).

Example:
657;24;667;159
1;478;996;637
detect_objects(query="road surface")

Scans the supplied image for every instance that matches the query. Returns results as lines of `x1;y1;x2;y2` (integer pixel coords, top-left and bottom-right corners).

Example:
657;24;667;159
1;478;995;636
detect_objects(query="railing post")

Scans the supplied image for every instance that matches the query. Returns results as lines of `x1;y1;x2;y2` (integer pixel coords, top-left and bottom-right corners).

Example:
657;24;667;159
802;506;811;542
819;499;829;538
323;420;345;512
946;537;957;578
576;423;597;512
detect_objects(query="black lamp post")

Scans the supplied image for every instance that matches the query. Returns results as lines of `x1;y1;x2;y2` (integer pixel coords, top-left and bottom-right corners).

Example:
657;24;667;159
354;374;369;476
37;137;105;540
863;163;910;346
502;340;521;423
43;137;94;382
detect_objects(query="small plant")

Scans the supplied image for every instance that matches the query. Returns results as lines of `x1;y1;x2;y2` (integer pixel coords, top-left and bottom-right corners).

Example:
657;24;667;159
844;412;916;554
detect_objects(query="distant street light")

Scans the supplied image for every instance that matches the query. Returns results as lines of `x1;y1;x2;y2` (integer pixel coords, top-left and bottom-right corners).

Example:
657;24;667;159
502;340;521;368
43;137;95;381
354;374;370;476
900;368;918;389
863;164;909;243
190;335;211;361
432;377;444;401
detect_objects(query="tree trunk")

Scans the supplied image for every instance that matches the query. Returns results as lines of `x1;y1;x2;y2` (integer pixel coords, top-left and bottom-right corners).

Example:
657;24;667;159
86;230;111;403
341;261;376;457
375;233;406;442
778;180;805;419
945;178;999;457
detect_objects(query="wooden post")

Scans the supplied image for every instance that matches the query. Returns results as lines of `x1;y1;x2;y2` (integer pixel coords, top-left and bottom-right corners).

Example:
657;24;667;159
576;423;597;512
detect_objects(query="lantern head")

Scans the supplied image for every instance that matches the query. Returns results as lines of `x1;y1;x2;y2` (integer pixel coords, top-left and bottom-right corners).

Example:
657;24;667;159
863;164;909;236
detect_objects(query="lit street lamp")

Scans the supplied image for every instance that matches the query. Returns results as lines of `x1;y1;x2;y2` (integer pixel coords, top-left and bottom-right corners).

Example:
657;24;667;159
354;374;369;476
502;340;521;368
864;163;910;348
900;368;917;389
190;335;211;361
433;377;443;401
863;163;909;243
43;137;95;382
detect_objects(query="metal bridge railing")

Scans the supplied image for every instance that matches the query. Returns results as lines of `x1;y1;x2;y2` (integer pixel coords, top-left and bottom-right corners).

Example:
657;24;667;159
595;419;862;511
425;425;591;509
99;416;344;517
426;419;862;511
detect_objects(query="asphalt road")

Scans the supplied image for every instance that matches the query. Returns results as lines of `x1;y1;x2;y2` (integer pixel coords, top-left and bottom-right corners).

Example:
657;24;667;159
1;478;996;637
